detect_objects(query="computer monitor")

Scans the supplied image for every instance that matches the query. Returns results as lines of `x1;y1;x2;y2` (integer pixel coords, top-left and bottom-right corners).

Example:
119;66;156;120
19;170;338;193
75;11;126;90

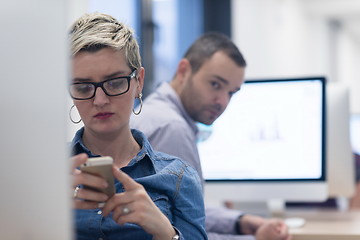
0;1;72;239
198;77;328;213
350;113;360;183
327;83;356;198
350;114;360;155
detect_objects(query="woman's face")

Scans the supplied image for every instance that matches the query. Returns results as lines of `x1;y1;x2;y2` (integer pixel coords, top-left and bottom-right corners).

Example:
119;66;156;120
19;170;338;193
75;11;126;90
71;48;143;136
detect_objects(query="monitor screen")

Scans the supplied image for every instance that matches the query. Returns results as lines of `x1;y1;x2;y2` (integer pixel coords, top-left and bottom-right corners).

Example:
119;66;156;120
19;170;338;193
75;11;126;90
198;77;327;204
351;114;360;155
326;83;355;198
351;114;360;183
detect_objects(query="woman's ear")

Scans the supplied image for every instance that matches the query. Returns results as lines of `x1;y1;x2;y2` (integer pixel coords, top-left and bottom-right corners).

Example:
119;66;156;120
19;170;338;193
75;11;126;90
135;67;145;96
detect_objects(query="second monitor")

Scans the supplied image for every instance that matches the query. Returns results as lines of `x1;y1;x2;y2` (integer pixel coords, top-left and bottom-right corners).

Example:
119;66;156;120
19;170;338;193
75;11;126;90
198;77;328;208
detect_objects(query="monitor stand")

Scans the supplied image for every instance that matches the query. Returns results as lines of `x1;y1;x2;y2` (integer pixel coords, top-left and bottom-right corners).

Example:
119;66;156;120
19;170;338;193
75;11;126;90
232;199;306;228
231;199;286;218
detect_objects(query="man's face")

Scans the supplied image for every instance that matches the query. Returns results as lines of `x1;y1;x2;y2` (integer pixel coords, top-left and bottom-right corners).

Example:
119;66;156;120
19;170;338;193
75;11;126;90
179;51;245;125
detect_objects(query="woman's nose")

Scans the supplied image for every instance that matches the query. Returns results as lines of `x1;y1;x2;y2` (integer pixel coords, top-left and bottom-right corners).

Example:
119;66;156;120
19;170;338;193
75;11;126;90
93;87;110;106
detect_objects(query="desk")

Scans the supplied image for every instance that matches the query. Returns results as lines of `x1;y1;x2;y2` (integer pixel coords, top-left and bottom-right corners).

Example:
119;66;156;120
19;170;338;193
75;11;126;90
286;209;360;240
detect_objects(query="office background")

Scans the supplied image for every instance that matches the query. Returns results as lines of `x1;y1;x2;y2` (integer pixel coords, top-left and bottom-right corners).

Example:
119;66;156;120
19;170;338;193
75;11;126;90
68;0;360;155
1;1;359;239
69;0;360;113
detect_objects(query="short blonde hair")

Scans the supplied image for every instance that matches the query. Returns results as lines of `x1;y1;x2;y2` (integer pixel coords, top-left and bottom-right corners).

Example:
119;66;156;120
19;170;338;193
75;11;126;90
69;12;141;70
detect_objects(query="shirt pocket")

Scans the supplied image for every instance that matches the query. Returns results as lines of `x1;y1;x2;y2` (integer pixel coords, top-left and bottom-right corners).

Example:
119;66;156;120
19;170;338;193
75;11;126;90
149;192;171;218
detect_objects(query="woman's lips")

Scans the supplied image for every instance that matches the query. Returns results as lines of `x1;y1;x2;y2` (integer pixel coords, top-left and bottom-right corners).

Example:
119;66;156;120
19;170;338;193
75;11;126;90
94;112;114;120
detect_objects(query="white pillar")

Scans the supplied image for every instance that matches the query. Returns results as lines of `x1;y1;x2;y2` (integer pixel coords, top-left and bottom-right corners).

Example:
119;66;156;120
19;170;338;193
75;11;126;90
0;1;72;239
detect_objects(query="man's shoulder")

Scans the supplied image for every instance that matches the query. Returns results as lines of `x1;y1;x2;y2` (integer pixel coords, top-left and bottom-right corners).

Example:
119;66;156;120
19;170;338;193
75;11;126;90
132;105;188;136
132;94;187;131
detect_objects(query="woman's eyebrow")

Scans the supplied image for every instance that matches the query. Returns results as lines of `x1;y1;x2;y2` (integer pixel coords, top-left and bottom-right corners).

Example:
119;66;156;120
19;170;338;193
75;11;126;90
104;70;128;79
72;77;91;82
72;70;128;82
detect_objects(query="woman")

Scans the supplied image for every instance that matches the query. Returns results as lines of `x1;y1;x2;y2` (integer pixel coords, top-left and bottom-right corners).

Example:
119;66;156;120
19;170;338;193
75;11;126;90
69;12;207;240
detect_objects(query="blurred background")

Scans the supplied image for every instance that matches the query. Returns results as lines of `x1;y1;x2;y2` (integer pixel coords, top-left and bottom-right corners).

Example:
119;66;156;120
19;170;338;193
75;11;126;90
1;1;359;239
69;0;360;111
68;0;360;157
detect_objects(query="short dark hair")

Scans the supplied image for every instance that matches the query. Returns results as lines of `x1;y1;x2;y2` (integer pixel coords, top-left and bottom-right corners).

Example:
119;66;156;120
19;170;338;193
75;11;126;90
183;32;246;73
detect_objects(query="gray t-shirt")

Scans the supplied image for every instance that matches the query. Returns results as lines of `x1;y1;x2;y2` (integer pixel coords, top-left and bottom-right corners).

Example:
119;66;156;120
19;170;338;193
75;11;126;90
131;82;203;180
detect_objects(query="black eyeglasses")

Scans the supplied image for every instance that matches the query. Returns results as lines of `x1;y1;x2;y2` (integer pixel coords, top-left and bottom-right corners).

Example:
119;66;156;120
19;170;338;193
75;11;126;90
69;69;137;100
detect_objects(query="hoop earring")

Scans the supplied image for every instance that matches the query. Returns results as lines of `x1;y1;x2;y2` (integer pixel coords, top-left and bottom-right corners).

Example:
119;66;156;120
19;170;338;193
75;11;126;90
69;105;82;124
133;93;143;115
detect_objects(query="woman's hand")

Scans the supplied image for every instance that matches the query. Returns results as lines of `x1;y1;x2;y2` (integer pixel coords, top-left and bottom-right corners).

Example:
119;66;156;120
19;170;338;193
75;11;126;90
102;167;176;240
72;153;109;209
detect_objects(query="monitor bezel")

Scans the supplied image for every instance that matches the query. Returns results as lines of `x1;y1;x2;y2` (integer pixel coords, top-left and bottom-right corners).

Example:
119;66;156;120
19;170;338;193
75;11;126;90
203;76;327;183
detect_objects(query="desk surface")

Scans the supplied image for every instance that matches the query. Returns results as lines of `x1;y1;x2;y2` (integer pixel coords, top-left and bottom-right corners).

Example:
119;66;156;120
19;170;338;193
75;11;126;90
286;209;360;240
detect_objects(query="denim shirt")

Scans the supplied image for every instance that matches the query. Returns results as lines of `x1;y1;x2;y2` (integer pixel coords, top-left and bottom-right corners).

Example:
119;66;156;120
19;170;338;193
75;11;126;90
71;128;207;240
130;83;245;239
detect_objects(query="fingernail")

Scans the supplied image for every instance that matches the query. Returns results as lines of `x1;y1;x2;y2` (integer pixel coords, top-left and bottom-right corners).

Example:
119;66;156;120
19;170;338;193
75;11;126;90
98;202;105;208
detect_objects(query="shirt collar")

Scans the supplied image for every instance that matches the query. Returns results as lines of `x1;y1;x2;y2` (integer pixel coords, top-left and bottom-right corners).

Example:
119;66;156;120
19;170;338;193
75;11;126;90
71;127;157;171
157;82;199;135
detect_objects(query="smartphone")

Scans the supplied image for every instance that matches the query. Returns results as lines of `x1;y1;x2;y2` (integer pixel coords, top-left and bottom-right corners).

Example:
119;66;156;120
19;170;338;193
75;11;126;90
80;156;115;198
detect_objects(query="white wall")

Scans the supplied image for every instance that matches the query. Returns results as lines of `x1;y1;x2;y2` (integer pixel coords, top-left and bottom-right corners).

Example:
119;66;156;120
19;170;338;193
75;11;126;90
231;0;360;113
67;1;88;141
337;29;360;113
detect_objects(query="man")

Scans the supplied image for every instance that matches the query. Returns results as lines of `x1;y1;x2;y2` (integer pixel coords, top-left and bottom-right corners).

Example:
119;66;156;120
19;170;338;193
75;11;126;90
131;32;290;240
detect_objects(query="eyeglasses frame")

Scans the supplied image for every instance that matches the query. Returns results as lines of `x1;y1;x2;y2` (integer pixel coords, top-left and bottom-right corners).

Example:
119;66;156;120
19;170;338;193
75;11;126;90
70;69;137;100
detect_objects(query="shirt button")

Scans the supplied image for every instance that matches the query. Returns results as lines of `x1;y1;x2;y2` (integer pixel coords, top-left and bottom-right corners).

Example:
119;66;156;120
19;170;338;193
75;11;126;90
97;210;102;215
